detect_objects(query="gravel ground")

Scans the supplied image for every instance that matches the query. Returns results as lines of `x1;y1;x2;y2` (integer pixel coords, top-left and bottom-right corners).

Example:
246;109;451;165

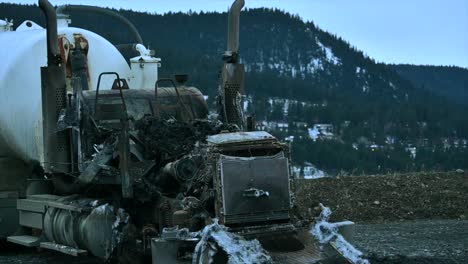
2;172;466;263
354;220;468;264
0;242;102;264
2;220;467;264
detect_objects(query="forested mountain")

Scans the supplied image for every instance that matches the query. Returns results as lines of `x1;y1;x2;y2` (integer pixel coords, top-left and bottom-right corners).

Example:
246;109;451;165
390;65;468;106
1;3;467;174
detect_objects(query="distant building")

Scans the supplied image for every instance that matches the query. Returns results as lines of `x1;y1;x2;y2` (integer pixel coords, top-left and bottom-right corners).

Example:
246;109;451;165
385;136;396;145
405;146;417;159
370;144;381;151
308;124;334;141
303;162;325;179
277;122;289;132
256;121;276;131
292;163;326;179
256;121;289;132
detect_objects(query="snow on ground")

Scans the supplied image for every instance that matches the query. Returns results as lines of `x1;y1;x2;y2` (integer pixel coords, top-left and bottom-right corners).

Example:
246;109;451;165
317;40;341;65
307;58;324;73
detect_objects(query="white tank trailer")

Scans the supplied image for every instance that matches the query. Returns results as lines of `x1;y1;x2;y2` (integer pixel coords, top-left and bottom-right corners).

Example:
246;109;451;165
0;17;158;164
0;2;166;241
0;0;351;263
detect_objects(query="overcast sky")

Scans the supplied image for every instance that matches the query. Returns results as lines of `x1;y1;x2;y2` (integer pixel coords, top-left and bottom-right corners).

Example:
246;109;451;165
3;0;468;68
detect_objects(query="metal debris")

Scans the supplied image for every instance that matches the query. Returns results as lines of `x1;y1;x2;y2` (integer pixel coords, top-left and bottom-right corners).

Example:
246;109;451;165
78;143;115;184
193;219;273;264
311;203;369;264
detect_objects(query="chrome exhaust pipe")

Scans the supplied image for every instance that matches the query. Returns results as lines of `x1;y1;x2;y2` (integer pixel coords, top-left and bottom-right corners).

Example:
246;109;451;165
39;0;60;66
227;0;245;61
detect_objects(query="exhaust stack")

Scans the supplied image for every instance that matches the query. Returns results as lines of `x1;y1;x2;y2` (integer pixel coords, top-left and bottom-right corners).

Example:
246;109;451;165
39;0;70;173
227;0;245;60
218;0;246;129
39;0;61;65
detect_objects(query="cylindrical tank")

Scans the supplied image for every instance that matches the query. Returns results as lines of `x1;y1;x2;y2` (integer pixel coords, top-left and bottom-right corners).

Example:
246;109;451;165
43;199;119;259
0;20;131;164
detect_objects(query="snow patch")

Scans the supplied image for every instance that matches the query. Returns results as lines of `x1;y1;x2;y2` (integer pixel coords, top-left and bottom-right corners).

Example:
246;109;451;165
356;67;366;75
317;40;341;65
307;58;324;73
291;66;297;78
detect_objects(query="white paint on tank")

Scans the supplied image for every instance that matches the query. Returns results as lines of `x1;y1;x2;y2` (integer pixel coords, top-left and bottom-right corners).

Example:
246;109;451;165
130;44;161;90
0;22;131;164
57;15;71;28
16;20;43;31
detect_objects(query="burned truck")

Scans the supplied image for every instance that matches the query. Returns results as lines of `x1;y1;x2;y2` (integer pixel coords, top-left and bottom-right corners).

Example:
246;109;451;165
0;0;318;263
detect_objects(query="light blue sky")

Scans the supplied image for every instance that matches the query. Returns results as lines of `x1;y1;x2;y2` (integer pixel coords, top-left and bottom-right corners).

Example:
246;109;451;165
3;0;468;67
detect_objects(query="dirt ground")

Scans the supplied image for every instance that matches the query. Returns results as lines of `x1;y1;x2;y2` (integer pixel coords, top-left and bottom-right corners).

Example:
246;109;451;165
295;171;468;263
295;171;468;223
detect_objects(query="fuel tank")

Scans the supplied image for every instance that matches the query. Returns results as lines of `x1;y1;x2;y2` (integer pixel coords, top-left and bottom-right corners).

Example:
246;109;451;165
0;20;131;164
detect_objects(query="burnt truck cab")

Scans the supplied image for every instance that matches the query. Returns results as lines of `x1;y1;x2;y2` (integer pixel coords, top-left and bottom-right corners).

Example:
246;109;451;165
151;131;306;264
205;132;307;253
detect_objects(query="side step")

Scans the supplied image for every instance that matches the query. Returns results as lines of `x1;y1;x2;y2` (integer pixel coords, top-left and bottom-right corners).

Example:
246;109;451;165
8;195;88;257
7;235;88;256
7;235;41;247
40;242;88;256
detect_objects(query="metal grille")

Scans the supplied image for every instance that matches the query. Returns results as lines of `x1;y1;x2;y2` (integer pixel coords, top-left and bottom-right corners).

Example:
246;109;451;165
220;153;291;225
41;66;70;173
224;82;241;124
55;87;67;152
